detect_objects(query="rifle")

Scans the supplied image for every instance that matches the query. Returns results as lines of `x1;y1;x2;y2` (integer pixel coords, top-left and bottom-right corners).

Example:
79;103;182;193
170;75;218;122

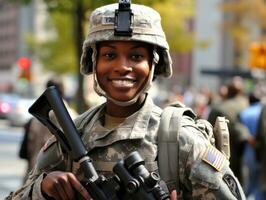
28;86;169;200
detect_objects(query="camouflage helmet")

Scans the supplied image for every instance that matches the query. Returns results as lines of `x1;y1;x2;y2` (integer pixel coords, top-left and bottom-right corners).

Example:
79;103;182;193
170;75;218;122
80;3;172;78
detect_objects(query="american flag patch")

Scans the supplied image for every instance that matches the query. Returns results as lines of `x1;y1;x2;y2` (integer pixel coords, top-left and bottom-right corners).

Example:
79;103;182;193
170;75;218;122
202;145;226;171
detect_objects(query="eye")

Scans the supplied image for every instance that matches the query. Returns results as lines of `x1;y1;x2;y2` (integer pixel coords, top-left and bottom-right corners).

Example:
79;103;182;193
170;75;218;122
105;53;115;59
100;52;116;60
130;54;144;61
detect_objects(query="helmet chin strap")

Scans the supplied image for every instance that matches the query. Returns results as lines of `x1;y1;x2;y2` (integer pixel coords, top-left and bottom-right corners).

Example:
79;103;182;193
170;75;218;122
92;45;159;107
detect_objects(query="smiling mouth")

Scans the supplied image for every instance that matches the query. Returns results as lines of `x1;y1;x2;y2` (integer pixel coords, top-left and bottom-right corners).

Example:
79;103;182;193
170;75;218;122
111;80;135;87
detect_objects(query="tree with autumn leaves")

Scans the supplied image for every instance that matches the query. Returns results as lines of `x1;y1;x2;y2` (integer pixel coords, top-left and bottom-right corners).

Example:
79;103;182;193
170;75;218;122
220;0;266;69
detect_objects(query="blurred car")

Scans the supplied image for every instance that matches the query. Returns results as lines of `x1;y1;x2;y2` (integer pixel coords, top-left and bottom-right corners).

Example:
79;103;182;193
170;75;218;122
0;93;20;119
7;97;36;127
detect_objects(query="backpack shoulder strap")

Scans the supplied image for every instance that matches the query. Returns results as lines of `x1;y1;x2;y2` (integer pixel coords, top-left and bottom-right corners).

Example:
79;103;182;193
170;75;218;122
158;102;196;192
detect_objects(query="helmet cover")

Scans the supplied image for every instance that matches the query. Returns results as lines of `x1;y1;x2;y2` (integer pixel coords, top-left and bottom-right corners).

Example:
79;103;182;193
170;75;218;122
80;3;172;78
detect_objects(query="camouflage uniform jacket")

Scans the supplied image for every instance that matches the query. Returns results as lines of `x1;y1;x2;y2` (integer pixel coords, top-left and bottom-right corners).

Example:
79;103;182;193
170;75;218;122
7;95;245;199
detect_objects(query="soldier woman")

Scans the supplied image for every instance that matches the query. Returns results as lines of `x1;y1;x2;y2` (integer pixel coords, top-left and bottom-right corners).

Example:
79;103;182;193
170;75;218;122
6;2;245;200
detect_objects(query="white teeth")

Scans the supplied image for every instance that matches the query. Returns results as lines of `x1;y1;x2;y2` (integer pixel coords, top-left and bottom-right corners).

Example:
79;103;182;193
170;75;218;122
112;80;134;87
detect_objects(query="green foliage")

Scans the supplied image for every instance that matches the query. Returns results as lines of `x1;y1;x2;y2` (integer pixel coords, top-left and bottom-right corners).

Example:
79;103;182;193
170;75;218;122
220;0;266;67
8;0;30;4
35;12;77;74
153;0;195;52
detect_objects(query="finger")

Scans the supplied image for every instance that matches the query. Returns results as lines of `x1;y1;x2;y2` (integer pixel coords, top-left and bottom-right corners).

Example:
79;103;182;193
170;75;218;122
78;184;92;200
57;175;75;200
46;186;60;200
170;190;177;200
67;173;91;200
54;181;70;200
41;177;61;200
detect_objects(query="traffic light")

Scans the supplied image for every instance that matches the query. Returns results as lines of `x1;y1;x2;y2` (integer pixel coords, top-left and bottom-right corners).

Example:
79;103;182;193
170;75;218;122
17;57;32;82
249;42;266;70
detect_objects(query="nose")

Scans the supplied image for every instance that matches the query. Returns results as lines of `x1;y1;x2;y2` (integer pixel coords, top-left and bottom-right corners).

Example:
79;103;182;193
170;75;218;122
114;56;133;74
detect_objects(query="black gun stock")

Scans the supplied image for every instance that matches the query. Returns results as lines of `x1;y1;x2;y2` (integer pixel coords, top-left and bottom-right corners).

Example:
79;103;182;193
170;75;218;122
28;86;169;200
28;86;110;199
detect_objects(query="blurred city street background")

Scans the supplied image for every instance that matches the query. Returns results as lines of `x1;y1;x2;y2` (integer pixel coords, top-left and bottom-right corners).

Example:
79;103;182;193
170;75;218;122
0;119;26;199
0;0;266;199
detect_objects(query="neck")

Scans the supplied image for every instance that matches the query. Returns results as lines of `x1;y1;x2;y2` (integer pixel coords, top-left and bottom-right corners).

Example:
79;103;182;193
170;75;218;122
106;94;146;118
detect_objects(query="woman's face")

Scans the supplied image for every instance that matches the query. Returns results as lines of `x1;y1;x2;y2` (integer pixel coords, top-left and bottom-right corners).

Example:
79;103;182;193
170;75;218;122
96;41;151;102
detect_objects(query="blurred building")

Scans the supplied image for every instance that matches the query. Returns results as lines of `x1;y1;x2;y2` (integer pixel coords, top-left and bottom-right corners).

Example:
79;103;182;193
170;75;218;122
0;2;20;92
0;1;35;95
192;0;264;92
0;0;52;96
192;0;223;91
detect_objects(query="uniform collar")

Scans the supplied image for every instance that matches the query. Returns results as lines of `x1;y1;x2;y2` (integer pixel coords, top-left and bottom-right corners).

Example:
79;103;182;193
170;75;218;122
84;95;159;150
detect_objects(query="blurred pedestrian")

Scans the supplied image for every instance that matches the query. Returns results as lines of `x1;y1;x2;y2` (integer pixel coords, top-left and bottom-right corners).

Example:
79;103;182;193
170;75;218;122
208;76;250;184
18;77;77;183
239;92;263;199
255;101;266;199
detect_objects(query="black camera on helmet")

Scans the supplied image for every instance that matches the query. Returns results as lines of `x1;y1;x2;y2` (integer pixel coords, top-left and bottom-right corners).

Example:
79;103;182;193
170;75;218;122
114;0;133;36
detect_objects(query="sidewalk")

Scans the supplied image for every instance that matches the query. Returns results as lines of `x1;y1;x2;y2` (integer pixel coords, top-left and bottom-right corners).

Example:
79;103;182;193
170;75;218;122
0;121;27;199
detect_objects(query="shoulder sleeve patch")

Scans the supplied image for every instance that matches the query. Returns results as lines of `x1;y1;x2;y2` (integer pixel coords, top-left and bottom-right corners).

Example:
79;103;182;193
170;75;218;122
223;174;243;200
202;145;226;171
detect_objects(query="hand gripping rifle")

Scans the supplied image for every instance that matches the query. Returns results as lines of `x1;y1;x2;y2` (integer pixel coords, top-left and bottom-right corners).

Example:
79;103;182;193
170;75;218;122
28;86;170;200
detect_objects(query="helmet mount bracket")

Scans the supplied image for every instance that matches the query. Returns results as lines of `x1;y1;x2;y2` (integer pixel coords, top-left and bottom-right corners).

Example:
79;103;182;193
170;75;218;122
114;0;133;36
